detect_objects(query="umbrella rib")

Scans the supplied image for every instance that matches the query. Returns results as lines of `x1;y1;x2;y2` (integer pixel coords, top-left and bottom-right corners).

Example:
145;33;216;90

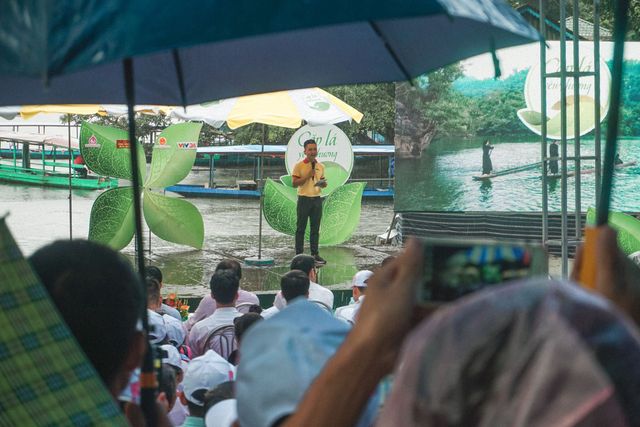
368;21;413;83
172;49;188;108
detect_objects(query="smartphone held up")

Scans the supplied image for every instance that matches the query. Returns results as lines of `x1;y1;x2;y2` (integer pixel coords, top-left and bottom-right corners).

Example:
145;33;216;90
418;238;547;303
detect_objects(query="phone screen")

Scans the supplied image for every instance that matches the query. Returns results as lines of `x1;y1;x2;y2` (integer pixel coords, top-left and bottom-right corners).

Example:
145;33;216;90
419;238;547;303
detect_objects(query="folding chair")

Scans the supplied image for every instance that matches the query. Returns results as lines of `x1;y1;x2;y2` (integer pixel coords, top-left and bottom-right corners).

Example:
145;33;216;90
202;324;237;360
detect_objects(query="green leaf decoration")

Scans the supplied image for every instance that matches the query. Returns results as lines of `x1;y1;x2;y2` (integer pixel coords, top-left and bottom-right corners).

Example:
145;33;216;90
280;174;293;187
146;122;202;188
143;190;204;249
315;182;365;245
320;161;351;196
587;207;640;255
88;188;136;250
262;179;365;246
517;109;545;126
518;100;606;139
80;122;146;182
263;178;299;235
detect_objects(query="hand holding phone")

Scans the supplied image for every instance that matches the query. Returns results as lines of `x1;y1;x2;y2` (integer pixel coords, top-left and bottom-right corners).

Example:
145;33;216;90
315;178;327;187
418;238;547;303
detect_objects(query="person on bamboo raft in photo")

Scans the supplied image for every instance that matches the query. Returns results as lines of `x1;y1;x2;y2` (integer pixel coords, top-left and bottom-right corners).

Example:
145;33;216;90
481;139;494;175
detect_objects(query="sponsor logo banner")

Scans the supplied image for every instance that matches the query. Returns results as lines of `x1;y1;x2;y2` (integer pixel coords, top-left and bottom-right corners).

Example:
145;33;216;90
116;139;130;149
85;134;101;148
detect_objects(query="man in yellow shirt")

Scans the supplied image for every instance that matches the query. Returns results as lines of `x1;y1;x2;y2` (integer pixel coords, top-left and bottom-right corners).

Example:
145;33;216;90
292;139;328;265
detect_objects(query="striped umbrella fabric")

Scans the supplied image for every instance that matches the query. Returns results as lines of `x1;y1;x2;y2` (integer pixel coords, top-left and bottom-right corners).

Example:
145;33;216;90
171;87;363;129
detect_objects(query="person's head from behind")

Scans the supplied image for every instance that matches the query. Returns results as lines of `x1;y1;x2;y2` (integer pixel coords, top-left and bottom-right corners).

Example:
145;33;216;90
483;139;490;146
290;254;316;282
158;364;177;411
146;277;162;311
203;381;235;413
161;344;185;385
248;304;263;314
146;265;163;285
234;313;263;344
29;240;145;398
281;270;310;303
204;382;237;427
303;139;318;162
210;269;240;306
180;350;234;418
216;259;242;281
351;270;373;302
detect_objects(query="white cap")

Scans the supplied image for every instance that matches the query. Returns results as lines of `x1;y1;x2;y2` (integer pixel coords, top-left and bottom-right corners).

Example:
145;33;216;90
182;350;235;406
160;344;182;371
147;309;167;344
352;270;373;288
163;314;186;346
205;399;238;427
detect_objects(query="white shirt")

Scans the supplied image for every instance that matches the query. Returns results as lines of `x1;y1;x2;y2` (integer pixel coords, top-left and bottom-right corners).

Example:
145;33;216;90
187;307;242;357
335;296;365;325
163;313;186;345
185;289;259;331
161;302;182;321
273;281;334;310
261;305;280;319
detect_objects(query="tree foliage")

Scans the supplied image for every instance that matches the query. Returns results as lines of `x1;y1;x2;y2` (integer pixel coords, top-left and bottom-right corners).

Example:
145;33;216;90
324;83;395;144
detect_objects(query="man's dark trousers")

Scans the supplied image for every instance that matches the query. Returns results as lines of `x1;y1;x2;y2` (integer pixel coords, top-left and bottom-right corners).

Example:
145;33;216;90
296;196;323;255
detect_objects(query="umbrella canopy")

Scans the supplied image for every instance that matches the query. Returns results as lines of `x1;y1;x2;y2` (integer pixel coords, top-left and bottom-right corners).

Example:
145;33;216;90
171;88;363;129
0;0;539;105
0;104;172;120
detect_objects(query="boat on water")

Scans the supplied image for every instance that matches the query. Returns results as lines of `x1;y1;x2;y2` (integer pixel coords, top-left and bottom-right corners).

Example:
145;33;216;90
166;144;395;199
0;130;118;190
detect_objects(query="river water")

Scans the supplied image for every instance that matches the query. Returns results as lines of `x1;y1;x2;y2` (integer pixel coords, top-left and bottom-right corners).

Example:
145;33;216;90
1;177;396;296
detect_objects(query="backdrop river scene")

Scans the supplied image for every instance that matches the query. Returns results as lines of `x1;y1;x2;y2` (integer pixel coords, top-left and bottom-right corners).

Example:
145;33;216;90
396;137;640;213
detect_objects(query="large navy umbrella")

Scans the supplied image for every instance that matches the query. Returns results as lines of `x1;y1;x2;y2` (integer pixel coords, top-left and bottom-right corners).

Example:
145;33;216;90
0;0;539;105
0;1;539;422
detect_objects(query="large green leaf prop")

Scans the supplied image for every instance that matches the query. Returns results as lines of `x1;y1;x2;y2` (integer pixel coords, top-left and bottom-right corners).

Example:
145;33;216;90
88;188;136;249
314;182;366;245
263;179;365;245
263;178;299;234
586;207;640;255
146;122;202;188
82;122;205;251
320;161;350;196
143;190;204;249
80;121;145;181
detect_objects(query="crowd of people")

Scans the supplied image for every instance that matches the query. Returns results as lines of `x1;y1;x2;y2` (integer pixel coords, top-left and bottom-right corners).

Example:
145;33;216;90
25;226;640;426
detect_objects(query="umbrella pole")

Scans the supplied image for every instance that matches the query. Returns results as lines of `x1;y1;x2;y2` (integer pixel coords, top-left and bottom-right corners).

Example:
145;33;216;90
67;114;73;240
596;0;629;224
124;58;156;425
246;124;274;266
258;124;265;259
578;0;630;287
